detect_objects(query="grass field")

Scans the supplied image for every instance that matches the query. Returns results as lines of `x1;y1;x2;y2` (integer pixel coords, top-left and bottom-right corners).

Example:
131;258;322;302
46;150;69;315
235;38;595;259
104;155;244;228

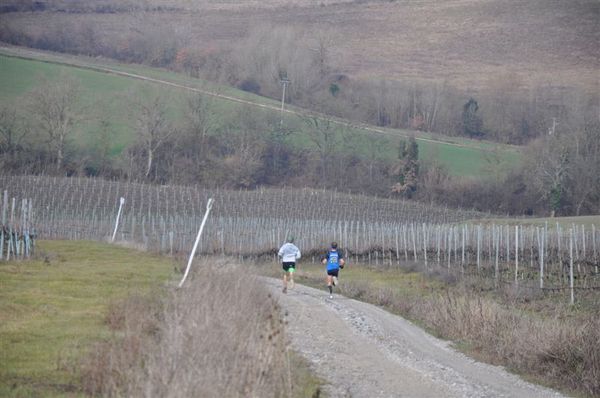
272;262;439;298
0;241;324;397
0;50;521;177
0;240;176;397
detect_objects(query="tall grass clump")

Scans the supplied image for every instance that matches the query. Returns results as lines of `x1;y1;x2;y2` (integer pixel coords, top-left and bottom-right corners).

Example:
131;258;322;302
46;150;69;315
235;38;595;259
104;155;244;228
413;290;600;396
82;260;289;397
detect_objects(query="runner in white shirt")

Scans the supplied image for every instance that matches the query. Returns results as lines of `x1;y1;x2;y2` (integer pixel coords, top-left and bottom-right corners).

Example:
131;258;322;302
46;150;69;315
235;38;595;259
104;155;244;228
278;236;301;293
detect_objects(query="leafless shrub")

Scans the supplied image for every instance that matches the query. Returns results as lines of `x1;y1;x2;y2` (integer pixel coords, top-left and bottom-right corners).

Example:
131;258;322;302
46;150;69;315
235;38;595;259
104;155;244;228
424;268;460;286
400;262;421;273
340;280;370;301
81;260;288;397
535;319;600;397
395;287;599;395
80;291;163;396
104;293;163;332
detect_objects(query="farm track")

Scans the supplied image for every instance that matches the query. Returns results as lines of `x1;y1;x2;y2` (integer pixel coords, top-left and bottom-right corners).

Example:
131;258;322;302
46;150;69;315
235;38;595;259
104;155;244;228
0;45;514;153
264;278;565;398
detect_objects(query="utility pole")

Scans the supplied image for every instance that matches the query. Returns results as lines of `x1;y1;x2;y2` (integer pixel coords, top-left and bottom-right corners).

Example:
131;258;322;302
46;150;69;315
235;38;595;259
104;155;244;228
280;77;290;126
549;117;557;135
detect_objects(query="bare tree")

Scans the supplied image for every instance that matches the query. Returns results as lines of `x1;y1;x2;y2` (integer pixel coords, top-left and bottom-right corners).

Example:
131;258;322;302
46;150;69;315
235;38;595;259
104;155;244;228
133;94;174;179
232;25;329;101
183;93;216;155
309;29;337;78
303;115;344;180
28;73;80;172
0;104;27;161
527;134;570;217
209;106;269;188
567;122;600;215
363;134;388;182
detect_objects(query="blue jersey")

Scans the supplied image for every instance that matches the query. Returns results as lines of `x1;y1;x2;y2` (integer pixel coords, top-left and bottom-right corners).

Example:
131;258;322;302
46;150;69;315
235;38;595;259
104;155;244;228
325;250;342;271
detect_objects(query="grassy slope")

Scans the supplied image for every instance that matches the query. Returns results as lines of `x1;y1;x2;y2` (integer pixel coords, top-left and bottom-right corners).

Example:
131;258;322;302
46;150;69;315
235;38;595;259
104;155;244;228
0;50;521;178
0;54;177;156
0;240;176;397
4;0;597;91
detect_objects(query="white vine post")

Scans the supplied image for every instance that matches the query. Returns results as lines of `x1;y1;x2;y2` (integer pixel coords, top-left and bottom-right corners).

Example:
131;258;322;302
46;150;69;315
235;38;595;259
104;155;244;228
569;228;574;305
179;198;214;288
111;197;125;242
514;225;519;284
0;190;7;260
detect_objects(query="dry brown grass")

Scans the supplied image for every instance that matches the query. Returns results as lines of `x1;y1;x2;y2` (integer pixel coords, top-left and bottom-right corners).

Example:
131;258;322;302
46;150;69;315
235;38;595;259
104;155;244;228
3;0;598;92
81;259;290;397
414;290;600;397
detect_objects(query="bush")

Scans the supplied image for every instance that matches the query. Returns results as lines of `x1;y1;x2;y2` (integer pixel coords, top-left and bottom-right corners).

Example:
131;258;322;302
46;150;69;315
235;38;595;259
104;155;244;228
238;78;261;95
81;260;288;397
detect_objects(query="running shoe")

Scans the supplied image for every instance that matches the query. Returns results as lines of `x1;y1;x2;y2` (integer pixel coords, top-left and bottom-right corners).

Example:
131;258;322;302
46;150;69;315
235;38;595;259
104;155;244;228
282;286;287;294
329;294;333;299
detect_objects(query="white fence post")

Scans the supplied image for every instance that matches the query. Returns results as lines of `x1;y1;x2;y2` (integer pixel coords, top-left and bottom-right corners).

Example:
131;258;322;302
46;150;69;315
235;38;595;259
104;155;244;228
539;227;545;289
514;225;519;284
179;198;214;288
111;197;125;242
569;228;574;305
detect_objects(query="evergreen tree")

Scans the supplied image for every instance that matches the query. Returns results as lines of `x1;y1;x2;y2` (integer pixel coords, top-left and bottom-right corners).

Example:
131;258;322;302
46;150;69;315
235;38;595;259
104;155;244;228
391;137;419;197
462;98;484;138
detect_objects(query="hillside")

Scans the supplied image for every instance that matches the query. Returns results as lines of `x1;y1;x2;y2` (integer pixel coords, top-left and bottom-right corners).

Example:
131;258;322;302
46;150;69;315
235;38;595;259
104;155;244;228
1;0;597;92
0;48;521;177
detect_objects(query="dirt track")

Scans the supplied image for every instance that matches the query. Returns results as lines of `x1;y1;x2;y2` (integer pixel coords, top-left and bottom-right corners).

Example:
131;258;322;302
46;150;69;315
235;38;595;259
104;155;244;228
264;278;564;398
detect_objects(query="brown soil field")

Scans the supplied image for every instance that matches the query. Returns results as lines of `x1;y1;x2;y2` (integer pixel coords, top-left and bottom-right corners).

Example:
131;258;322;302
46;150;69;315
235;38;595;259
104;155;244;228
2;0;599;92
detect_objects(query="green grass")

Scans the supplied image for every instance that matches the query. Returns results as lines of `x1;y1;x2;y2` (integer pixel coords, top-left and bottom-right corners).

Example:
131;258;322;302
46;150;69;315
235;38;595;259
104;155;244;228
0;243;326;397
0;240;177;397
0;50;521;177
0;54;184;155
288;351;326;398
265;261;441;297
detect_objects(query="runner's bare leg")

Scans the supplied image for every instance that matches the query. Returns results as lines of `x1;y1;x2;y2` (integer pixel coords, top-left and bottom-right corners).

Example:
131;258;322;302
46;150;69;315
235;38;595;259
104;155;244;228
326;274;333;296
289;269;295;289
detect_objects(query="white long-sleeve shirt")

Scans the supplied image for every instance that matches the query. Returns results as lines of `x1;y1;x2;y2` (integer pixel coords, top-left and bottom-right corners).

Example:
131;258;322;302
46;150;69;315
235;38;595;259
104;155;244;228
278;243;301;263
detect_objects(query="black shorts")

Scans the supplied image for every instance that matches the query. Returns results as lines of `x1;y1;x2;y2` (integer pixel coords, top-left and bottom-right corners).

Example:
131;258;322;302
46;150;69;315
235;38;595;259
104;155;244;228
282;262;296;272
327;269;339;277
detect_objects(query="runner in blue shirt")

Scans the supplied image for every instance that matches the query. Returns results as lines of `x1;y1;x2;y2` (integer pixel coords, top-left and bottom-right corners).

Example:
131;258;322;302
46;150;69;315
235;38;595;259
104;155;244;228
321;242;345;299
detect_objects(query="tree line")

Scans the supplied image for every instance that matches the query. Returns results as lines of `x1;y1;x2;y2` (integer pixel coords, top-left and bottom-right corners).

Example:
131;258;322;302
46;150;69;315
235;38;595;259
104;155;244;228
1;74;598;217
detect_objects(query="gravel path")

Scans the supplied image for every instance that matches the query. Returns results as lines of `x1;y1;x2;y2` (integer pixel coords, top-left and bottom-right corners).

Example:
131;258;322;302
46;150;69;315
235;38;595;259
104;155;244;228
264;278;565;398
